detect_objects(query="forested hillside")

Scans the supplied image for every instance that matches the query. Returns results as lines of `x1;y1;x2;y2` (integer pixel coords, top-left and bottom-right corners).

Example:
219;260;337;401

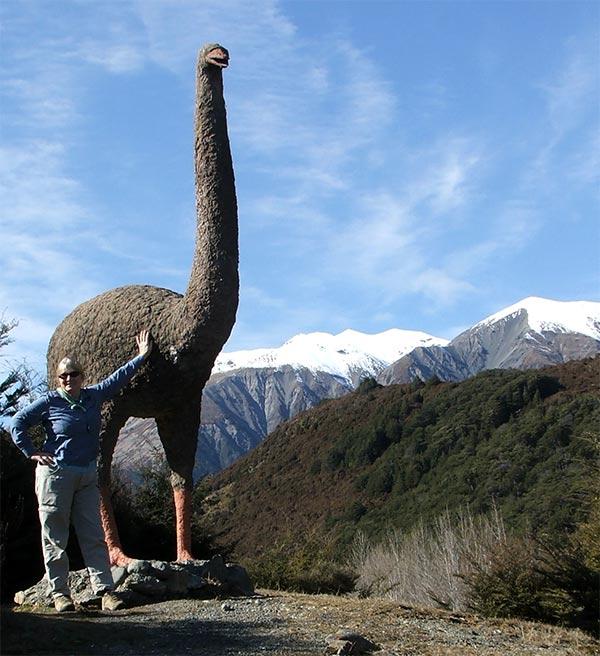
200;357;599;559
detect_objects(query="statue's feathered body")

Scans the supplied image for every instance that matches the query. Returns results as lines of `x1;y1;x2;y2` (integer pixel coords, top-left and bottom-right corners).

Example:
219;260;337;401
47;44;238;564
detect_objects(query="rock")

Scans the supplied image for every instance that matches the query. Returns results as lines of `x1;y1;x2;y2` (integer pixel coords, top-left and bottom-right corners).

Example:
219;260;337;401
150;561;173;580
224;563;254;596
13;591;26;605
126;560;152;574
187;571;208;591
198;555;229;582
325;630;380;654
13;558;254;608
166;569;190;594
111;566;128;588
120;574;167;597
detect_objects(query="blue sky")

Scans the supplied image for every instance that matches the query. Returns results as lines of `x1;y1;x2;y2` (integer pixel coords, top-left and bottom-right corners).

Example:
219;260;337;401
1;0;598;374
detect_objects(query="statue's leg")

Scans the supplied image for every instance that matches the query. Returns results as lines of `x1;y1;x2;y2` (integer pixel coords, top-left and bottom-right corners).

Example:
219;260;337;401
97;407;131;566
156;412;199;563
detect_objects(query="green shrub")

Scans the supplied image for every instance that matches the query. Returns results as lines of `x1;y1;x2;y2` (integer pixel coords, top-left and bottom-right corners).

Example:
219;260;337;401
463;534;549;621
575;499;600;572
463;532;599;634
246;528;355;594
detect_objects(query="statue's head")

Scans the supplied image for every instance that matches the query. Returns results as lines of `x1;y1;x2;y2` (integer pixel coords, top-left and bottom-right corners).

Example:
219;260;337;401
199;43;229;69
56;356;84;395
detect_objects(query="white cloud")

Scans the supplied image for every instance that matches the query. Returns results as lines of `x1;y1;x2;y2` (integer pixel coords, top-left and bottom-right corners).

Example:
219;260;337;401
411;269;475;308
80;42;146;74
542;38;597;138
311;134;486;309
135;0;296;75
3;68;80;131
566;129;600;189
527;35;598;187
0;141;88;229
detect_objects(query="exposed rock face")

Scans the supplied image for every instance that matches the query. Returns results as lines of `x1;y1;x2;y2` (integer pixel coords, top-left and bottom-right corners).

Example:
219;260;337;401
200;366;352;470
115;366;352;477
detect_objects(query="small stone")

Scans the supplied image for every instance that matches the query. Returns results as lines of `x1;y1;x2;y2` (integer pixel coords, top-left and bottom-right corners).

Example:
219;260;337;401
13;591;26;605
127;559;152;574
150;560;172;580
221;602;234;611
122;573;167;597
111;566;127;587
326;630;380;654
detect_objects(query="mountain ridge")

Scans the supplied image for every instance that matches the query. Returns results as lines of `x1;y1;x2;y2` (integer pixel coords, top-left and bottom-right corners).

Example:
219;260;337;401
213;327;449;384
114;297;600;478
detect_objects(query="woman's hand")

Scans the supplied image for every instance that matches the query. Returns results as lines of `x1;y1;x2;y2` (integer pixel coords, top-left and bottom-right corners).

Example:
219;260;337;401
31;451;56;466
136;329;153;359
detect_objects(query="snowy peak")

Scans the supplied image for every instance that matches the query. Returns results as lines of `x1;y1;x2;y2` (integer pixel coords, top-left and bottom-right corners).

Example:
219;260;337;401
378;297;600;386
213;328;449;382
213;298;600;385
475;297;600;340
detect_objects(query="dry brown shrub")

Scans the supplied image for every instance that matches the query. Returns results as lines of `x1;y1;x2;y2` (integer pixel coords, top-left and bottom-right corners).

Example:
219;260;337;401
350;506;507;611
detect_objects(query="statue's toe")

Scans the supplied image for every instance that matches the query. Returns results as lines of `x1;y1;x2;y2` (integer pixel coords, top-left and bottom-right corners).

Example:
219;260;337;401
176;550;195;563
109;548;136;568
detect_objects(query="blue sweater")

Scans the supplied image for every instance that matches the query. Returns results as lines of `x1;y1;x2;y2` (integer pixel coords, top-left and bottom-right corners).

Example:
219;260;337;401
11;355;145;467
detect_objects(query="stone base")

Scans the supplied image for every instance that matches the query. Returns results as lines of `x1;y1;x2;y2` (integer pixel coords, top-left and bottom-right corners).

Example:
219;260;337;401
14;555;254;608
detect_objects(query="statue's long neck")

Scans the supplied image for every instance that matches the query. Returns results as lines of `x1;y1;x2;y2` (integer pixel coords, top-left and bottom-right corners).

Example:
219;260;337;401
179;60;239;356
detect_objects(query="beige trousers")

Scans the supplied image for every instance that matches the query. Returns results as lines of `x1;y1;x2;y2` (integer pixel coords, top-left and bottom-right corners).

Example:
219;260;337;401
35;462;113;598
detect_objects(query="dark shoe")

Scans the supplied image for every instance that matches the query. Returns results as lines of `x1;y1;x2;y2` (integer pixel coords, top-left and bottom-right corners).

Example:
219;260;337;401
101;592;125;611
54;594;75;612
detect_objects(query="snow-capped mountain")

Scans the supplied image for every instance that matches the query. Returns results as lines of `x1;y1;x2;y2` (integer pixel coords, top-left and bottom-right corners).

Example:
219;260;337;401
474;297;600;339
378;297;600;384
115;328;446;478
114;297;600;479
213;328;448;384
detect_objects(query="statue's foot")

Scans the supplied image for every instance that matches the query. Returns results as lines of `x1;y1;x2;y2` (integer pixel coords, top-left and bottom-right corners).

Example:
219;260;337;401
176;549;195;563
108;547;135;567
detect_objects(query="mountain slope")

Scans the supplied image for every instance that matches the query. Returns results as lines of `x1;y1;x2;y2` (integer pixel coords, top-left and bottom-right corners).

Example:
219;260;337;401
114;298;599;478
378;298;600;384
199;357;600;561
114;328;447;476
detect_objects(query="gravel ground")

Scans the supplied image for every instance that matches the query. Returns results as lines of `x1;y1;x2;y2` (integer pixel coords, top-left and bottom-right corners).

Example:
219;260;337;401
3;590;599;656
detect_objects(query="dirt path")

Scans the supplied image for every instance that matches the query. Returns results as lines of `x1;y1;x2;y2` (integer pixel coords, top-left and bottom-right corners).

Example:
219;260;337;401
2;590;598;656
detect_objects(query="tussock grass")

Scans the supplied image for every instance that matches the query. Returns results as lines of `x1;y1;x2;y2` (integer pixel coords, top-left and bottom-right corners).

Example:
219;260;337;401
350;506;506;610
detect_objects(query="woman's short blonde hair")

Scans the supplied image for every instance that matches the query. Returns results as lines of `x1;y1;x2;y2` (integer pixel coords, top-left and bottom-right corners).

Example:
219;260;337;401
56;356;84;377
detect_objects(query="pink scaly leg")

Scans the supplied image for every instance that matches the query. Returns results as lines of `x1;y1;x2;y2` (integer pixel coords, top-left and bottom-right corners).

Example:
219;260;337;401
99;484;135;567
173;487;194;562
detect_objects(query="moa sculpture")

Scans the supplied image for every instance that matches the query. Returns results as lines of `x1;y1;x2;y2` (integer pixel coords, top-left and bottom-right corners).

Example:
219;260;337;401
47;44;238;565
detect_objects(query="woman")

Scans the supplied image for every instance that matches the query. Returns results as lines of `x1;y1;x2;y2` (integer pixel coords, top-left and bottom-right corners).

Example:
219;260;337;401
11;330;152;612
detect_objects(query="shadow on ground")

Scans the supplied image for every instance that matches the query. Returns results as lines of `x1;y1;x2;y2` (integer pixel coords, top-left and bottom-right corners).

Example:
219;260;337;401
1;606;315;655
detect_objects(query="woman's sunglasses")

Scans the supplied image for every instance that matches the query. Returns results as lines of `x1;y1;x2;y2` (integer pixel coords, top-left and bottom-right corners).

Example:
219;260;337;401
58;372;81;380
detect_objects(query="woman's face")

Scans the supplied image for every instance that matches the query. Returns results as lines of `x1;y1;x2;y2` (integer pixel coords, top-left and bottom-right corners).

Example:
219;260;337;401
57;369;83;398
